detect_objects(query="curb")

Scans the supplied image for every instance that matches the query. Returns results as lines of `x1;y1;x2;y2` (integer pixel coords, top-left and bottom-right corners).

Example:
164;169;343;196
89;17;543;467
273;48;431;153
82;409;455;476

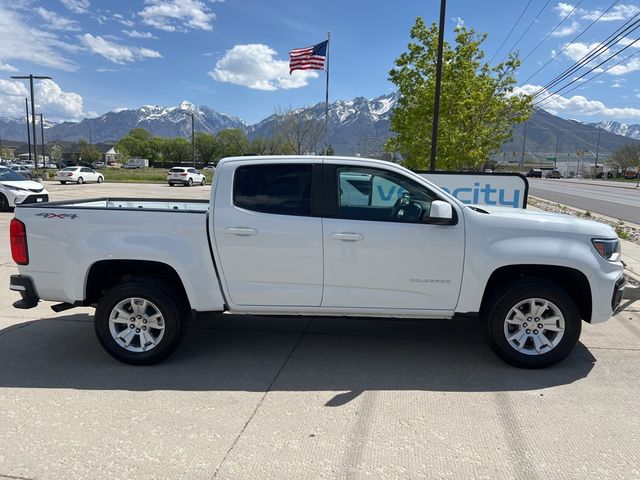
545;179;640;191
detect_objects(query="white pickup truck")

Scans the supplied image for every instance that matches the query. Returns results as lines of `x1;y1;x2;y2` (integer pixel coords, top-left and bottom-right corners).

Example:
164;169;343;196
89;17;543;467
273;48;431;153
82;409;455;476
9;156;625;368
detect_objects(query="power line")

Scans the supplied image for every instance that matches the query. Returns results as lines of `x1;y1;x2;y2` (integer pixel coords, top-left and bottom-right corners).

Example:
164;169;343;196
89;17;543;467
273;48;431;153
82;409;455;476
489;0;534;64
499;0;554;64
520;0;585;64
534;17;640;96
522;0;620;83
534;35;640;105
535;47;640;108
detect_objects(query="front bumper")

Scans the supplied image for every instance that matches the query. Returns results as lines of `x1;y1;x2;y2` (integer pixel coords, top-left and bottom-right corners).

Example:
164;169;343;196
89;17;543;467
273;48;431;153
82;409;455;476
612;277;626;313
9;275;39;309
15;193;49;206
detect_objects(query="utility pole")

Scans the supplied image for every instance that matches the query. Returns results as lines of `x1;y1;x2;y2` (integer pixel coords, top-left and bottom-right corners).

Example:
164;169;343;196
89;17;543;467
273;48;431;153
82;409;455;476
429;0;447;171
25;98;31;163
12;74;52;177
594;127;601;175
186;112;195;167
39;113;46;174
521;122;528;168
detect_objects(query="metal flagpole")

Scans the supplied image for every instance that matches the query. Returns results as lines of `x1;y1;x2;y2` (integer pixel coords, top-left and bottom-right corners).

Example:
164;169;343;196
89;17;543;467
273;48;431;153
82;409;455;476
325;31;331;152
429;0;447;171
25;98;32;162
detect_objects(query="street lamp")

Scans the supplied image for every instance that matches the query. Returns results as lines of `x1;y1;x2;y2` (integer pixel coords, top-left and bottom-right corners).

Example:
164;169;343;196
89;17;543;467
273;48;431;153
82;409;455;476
11;74;52;177
39;113;46;174
185;112;195;167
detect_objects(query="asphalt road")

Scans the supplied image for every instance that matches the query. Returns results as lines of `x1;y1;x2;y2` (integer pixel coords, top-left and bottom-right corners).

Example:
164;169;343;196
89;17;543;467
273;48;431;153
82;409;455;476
1;182;639;479
529;179;640;224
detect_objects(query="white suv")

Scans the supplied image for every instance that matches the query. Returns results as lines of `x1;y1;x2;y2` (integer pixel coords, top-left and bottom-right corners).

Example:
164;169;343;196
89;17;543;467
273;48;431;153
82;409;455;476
167;167;206;187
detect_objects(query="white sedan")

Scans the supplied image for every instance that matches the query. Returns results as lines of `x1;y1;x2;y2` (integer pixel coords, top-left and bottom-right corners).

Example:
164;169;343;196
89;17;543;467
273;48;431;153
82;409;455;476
56;166;104;184
0;167;49;211
167;167;206;186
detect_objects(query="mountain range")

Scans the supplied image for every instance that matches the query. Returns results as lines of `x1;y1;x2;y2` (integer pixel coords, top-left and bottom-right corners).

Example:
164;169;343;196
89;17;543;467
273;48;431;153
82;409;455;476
0;92;637;156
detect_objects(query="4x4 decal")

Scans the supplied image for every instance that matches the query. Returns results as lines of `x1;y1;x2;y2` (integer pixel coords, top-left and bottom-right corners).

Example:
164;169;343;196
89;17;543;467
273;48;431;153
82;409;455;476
36;213;78;219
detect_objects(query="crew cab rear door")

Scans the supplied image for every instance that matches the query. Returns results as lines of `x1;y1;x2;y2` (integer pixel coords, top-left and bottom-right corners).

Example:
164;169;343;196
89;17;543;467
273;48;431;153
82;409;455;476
321;161;465;311
212;161;323;307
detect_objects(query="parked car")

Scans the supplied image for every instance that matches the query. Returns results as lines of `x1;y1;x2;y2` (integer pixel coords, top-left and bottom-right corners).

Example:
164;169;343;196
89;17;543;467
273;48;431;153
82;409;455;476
624;169;638;179
545;170;563;179
527;168;543;178
203;164;216;171
10;156;625;368
44;162;58;170
55;166;104;184
0;167;48;211
92;162;106;169
9;165;33;179
167;167;206;186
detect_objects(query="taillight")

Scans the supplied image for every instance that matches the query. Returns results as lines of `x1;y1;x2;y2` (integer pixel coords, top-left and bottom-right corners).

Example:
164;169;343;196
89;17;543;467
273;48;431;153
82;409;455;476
180;173;187;176
10;218;28;265
67;172;73;176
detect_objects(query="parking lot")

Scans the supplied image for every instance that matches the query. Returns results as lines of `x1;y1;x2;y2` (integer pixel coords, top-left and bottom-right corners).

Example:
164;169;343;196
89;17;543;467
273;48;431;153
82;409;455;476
1;181;639;479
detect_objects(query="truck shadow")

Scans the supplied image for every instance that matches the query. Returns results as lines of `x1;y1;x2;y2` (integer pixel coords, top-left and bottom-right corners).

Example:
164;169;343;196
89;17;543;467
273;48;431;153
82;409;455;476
0;313;597;399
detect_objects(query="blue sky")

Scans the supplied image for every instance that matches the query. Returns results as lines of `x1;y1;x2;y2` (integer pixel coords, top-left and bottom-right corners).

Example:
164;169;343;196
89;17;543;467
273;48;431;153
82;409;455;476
1;0;640;124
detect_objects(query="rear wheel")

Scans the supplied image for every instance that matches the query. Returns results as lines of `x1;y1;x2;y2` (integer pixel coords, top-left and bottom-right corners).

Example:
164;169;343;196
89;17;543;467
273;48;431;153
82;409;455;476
168;182;174;187
94;280;188;365
0;193;9;212
187;178;193;187
486;279;581;368
60;181;67;185
77;177;84;184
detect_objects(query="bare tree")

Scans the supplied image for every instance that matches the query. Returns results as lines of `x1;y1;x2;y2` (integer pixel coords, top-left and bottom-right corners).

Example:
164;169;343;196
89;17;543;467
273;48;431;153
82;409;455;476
608;142;640;175
274;106;324;155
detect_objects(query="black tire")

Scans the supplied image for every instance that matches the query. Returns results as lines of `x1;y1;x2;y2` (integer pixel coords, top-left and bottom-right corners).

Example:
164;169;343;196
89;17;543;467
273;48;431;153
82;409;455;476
0;193;9;212
168;182;174;187
60;181;67;185
97;176;103;183
187;177;193;187
201;177;206;186
486;279;581;368
77;177;84;184
94;280;188;365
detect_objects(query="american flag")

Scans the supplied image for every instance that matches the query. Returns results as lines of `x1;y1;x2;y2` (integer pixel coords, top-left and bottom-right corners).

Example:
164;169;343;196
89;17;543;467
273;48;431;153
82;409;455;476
289;40;328;73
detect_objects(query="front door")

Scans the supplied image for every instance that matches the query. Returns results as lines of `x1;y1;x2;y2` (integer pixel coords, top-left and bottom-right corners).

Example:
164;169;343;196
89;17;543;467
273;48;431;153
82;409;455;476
322;164;465;311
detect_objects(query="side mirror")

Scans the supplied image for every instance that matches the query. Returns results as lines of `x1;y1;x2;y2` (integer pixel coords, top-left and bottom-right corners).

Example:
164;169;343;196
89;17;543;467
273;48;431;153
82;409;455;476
427;200;453;225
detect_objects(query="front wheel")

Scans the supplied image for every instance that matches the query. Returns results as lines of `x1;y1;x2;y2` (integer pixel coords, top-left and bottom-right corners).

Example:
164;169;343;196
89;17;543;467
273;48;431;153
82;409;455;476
94;281;188;365
486;279;581;368
200;177;206;186
97;176;103;183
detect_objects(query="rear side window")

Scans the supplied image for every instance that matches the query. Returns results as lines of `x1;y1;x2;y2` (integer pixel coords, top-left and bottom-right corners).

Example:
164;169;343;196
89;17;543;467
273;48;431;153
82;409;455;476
234;164;312;216
170;168;184;173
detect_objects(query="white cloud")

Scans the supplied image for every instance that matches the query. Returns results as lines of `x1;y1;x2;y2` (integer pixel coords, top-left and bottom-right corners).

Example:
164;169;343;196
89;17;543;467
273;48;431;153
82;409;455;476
560;40;640;75
514;83;640;118
553;3;577;18
123;30;158;39
0;79;84;121
581;4;640;21
0;62;18;72
608;58;640;75
36;7;81;31
208;44;319;91
139;0;217;31
550;20;580;37
59;0;90;14
0;6;77;71
452;16;464;28
80;34;162;64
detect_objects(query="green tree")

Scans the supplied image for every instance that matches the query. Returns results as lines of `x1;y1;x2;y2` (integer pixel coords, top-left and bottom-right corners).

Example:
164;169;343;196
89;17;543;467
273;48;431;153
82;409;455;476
48;142;63;164
608;142;640;176
161;137;192;165
386;18;532;170
78;139;100;164
216;129;249;159
195;132;218;165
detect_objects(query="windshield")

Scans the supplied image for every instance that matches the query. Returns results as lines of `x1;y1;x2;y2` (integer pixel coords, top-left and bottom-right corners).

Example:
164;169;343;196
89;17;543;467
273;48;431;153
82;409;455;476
0;168;28;181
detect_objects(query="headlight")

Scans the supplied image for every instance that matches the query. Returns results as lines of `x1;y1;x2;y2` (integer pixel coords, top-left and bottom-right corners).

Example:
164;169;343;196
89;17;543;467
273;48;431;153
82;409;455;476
5;185;27;192
592;238;621;262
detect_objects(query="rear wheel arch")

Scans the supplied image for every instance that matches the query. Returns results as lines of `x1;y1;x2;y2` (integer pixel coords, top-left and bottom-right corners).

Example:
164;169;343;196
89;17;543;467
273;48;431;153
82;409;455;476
480;264;592;323
85;260;190;309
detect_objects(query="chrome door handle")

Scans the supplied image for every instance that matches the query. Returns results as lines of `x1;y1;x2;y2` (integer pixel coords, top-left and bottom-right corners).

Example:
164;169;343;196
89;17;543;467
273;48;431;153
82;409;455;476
224;227;257;236
330;232;364;242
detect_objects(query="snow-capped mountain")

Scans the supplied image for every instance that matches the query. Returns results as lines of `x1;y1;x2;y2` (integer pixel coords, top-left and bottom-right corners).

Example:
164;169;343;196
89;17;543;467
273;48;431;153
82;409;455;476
592;120;640;140
248;92;400;154
12;101;248;144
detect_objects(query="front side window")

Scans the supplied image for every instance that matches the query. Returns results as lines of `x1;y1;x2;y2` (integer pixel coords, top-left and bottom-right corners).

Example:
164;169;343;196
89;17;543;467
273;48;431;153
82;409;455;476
234;164;312;216
337;167;436;223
